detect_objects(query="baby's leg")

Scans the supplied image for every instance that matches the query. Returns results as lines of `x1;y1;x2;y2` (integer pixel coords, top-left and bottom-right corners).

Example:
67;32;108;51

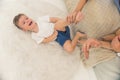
54;19;70;31
102;34;115;41
63;32;84;53
78;32;86;38
77;32;86;45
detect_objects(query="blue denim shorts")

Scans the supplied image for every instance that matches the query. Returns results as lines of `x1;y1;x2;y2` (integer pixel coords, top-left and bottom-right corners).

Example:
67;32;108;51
55;26;71;46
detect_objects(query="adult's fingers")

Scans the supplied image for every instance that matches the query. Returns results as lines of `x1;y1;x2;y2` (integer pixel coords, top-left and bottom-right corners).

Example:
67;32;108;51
67;11;79;24
75;12;84;24
67;13;74;23
82;43;90;59
86;42;91;52
66;15;71;23
82;38;99;59
84;51;89;59
72;11;77;23
82;43;86;53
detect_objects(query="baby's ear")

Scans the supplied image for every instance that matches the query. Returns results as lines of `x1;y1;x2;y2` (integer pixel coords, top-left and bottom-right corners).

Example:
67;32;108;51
116;28;120;36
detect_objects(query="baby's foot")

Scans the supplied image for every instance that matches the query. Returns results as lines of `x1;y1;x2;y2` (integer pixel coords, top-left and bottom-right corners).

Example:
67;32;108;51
76;32;86;38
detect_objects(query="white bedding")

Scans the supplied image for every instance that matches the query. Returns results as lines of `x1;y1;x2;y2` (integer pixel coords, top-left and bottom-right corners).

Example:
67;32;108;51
0;0;97;80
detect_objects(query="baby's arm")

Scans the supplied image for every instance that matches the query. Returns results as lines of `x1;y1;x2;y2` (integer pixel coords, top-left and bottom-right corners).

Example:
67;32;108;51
42;30;58;43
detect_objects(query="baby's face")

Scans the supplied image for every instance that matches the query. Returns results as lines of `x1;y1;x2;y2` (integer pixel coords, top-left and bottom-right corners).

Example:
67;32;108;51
18;15;37;31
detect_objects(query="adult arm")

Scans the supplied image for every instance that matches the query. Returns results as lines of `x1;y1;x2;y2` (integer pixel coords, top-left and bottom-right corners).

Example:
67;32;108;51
82;37;120;59
67;0;87;23
99;41;112;50
74;0;87;12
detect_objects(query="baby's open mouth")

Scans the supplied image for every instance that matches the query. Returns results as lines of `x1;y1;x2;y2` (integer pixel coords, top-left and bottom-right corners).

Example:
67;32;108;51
29;21;32;26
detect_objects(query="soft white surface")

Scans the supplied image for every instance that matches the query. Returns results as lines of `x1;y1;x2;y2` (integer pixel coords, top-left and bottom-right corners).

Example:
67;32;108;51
0;0;97;80
71;61;97;80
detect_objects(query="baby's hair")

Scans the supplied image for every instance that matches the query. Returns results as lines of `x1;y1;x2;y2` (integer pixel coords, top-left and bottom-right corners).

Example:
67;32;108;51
13;13;25;29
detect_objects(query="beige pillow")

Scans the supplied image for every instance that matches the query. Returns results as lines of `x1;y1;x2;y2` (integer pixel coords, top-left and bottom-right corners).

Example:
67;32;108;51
64;0;120;38
76;0;120;38
64;0;120;68
64;0;80;12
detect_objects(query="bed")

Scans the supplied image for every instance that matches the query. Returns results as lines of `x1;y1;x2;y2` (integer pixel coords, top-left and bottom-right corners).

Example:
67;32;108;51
0;0;97;80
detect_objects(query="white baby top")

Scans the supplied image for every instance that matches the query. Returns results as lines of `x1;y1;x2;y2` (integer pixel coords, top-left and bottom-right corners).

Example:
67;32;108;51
31;15;55;44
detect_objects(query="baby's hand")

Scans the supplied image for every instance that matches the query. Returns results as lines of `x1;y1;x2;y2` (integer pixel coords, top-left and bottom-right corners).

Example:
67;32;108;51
74;11;84;24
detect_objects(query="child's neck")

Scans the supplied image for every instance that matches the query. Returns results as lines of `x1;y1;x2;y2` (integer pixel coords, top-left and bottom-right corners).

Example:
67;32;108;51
33;23;39;33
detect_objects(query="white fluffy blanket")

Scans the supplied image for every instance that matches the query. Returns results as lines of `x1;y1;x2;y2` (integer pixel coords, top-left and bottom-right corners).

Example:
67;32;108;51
0;0;97;80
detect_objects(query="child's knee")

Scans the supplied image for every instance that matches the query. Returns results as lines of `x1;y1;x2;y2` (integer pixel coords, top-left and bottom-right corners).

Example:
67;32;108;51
64;46;74;53
63;40;74;53
66;48;74;53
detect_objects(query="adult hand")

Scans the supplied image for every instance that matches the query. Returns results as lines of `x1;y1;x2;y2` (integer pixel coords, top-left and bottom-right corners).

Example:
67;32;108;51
74;11;84;24
66;11;83;24
111;35;120;52
82;38;100;59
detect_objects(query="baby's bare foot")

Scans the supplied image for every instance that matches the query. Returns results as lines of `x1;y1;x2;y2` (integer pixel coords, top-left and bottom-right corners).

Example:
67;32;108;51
76;32;86;38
